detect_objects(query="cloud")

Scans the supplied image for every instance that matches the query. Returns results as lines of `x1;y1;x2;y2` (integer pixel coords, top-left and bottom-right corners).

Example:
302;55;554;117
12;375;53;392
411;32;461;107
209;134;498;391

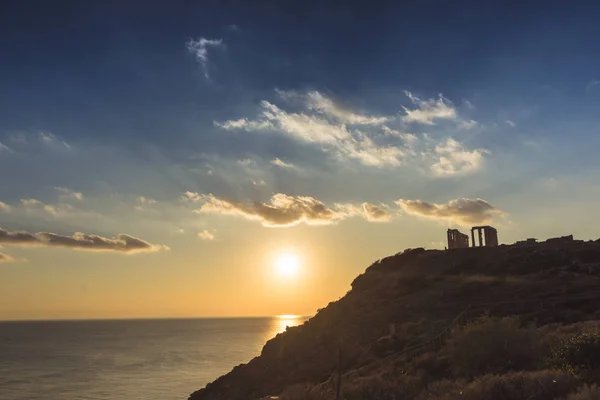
186;37;224;79
0;227;169;254
430;138;488;176
278;90;389;125
185;192;399;227
216;98;404;167
0;252;15;264
214;118;274;131
0;202;11;212
20;198;61;215
39;132;71;149
215;89;486;172
0;142;14;153
586;79;600;92
21;199;58;215
54;186;84;201
458;119;478;130
396;198;503;226
192;193;346;227
361;202;395;222
198;230;215;240
402;91;457;125
137;196;157;205
270;158;296;169
506;120;516;128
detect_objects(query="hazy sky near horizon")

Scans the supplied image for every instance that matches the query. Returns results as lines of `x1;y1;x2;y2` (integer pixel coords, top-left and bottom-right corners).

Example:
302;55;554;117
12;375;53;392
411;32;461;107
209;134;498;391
2;1;600;320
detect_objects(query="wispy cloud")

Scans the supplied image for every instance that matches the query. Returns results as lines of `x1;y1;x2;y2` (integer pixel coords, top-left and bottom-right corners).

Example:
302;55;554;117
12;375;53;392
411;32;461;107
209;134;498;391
396;198;503;226
586;79;600;92
0;252;15;264
214;118;274;131
198;230;215;240
0;141;14;153
430;138;488;176
54;187;84;201
186;37;224;80
402;91;457;125
40;132;71;149
270;158;296;169
215;89;486;173
20;198;63;216
506;120;516;128
216;97;404;167
277;90;389;125
137;196;157;205
0;227;169;254
0;202;11;212
458;119;478;130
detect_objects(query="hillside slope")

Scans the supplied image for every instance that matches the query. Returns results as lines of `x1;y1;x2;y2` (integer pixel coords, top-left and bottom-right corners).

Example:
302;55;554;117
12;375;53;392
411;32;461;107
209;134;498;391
189;237;600;400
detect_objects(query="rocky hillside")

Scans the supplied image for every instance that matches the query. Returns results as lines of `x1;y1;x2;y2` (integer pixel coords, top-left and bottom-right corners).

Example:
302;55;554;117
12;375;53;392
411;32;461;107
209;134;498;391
189;236;600;400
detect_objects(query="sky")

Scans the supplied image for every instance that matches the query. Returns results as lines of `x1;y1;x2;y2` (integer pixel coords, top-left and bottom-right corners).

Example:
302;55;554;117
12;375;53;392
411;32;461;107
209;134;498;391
2;0;600;320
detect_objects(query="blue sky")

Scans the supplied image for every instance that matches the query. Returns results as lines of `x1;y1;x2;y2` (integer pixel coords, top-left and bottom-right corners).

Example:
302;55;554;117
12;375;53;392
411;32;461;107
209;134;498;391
2;1;600;319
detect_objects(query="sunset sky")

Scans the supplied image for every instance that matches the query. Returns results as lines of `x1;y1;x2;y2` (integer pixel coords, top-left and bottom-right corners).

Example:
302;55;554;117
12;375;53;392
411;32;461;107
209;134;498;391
2;1;600;320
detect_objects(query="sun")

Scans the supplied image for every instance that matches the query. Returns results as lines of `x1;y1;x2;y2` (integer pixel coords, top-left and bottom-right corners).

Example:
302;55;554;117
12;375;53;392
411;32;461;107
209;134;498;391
274;252;300;277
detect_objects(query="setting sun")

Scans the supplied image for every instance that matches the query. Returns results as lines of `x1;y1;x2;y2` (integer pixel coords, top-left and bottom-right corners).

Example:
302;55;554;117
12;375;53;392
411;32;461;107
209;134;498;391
274;252;300;277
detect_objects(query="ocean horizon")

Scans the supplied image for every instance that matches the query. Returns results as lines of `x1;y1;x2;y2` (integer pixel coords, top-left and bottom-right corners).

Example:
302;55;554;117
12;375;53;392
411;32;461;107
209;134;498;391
0;316;308;400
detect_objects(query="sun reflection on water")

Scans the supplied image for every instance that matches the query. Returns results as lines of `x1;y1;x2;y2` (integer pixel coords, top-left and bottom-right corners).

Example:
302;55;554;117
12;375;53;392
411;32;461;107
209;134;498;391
265;315;304;342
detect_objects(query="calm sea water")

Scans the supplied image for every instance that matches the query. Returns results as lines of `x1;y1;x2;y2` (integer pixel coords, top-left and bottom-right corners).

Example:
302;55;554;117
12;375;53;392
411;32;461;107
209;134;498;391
0;316;307;400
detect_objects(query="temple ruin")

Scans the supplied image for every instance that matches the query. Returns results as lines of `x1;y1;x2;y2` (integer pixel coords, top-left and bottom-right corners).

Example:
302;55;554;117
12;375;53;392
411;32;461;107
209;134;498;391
447;229;469;249
446;225;499;249
471;225;499;247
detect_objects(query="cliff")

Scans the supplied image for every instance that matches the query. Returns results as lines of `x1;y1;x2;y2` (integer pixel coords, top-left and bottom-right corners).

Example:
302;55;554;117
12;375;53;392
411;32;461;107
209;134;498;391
189;237;600;400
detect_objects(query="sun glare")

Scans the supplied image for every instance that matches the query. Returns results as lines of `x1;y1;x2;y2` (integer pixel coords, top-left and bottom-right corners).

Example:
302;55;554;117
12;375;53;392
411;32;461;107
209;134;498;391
274;252;300;277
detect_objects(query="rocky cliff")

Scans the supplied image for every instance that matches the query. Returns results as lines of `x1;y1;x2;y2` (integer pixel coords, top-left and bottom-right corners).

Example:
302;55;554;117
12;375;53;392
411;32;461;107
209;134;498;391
189;237;600;400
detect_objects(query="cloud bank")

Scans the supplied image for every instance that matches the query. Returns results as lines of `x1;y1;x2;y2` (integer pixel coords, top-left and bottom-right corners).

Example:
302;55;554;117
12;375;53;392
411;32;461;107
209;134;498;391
396;198;503;226
185;192;398;227
0;227;168;254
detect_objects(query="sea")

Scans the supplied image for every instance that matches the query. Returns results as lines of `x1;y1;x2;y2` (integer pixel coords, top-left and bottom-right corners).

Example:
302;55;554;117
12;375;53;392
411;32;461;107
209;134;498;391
0;316;307;400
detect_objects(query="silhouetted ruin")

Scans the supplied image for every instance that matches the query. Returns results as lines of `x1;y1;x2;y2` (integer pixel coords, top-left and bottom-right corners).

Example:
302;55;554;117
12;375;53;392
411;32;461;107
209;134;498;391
471;225;498;247
446;225;499;249
447;229;469;249
545;234;574;245
515;238;538;246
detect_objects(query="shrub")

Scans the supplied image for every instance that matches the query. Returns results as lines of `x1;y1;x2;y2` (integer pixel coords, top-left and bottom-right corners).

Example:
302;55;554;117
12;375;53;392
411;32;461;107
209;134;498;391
546;330;600;380
416;370;577;400
279;383;325;400
409;351;451;381
461;370;578;400
444;316;541;377
566;384;600;400
340;372;425;400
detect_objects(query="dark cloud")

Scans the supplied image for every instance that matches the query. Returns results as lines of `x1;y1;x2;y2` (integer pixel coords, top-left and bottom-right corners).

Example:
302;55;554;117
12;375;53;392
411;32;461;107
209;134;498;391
0;227;168;254
396;198;503;226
